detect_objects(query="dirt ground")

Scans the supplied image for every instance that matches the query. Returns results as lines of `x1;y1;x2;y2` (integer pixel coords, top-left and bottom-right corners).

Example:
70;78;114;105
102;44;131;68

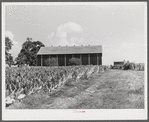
7;69;144;109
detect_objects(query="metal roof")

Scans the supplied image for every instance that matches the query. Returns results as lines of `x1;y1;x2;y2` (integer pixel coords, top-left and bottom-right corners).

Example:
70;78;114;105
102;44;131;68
37;45;102;55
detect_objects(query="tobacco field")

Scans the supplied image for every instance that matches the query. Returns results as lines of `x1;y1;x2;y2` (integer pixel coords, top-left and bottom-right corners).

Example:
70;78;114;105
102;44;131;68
5;65;144;109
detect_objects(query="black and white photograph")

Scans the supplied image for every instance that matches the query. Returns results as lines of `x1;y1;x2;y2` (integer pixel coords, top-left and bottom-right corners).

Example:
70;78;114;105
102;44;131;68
2;2;147;120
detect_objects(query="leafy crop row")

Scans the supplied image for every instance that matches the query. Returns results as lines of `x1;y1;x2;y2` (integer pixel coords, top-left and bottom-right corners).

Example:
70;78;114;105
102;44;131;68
5;65;108;106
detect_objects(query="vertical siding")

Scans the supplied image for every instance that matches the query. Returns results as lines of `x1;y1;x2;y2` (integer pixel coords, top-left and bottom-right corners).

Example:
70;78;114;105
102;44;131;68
90;54;97;65
50;55;56;58
74;54;80;59
82;54;88;65
50;55;57;66
37;53;102;66
88;54;90;65
37;55;41;66
66;54;72;66
43;55;50;66
58;55;65;66
98;53;102;65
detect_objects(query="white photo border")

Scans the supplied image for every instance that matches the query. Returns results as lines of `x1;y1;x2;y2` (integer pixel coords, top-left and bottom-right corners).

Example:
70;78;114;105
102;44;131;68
2;2;148;120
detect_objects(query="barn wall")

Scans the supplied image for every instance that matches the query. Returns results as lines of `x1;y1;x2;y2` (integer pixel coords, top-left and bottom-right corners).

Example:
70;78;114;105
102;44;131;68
37;55;41;66
50;55;56;58
74;54;80;59
66;54;72;66
58;55;65;66
43;55;50;66
98;53;102;65
37;53;102;66
90;54;97;65
82;54;88;65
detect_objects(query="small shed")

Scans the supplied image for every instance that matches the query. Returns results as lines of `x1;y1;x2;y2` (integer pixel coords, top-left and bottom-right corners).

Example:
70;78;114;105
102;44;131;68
114;61;124;66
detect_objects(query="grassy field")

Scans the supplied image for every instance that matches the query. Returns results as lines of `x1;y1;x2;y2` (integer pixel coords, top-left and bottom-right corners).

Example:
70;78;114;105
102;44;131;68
7;69;144;109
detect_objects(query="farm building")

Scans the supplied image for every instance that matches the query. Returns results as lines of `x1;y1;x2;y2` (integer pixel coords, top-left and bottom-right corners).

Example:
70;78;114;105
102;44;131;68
37;45;102;66
114;61;124;65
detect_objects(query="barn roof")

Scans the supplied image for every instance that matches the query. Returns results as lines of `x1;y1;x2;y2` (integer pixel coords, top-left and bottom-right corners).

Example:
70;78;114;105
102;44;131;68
37;45;102;55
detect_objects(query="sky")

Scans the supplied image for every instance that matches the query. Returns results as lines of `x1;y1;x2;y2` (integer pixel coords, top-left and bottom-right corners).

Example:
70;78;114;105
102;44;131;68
4;2;147;65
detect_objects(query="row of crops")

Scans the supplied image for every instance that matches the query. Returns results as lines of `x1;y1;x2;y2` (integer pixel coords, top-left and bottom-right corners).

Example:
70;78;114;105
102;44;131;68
5;65;108;106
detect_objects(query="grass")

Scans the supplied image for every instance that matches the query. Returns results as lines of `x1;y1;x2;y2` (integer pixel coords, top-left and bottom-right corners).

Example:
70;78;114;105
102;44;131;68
7;69;144;109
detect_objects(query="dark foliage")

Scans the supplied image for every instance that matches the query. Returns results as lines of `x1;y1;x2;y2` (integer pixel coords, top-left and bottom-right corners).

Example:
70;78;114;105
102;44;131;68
15;38;45;66
68;57;82;66
111;60;138;70
5;37;14;67
44;58;58;66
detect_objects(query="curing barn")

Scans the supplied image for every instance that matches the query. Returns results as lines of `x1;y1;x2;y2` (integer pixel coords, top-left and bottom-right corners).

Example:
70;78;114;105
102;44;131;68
37;45;102;66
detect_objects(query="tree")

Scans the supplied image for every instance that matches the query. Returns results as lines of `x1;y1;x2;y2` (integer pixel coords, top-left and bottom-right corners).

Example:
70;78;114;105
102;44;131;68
5;37;14;67
44;58;58;66
6;53;14;67
123;60;135;70
5;37;13;51
15;38;45;66
69;57;82;66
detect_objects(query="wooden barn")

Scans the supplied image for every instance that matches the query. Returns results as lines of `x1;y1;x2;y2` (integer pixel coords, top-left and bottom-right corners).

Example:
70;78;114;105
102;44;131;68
37;45;102;66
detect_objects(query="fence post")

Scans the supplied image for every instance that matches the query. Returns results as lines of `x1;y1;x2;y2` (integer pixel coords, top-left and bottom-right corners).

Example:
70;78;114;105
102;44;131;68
64;54;66;66
80;54;82;65
88;54;90;65
41;55;43;66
